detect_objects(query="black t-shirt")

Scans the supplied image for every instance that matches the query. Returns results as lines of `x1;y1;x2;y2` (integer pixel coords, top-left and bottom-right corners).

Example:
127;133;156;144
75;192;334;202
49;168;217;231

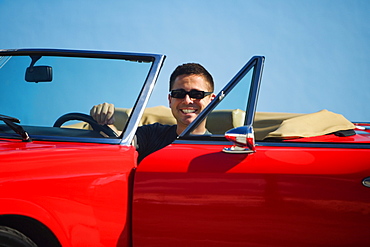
134;123;178;163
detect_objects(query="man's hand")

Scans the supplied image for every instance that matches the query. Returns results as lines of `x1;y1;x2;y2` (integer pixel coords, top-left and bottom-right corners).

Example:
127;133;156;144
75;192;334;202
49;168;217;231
90;103;115;125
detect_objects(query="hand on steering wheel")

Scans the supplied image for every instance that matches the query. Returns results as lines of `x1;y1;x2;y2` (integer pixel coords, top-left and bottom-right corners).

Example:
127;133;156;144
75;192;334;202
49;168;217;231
53;113;118;137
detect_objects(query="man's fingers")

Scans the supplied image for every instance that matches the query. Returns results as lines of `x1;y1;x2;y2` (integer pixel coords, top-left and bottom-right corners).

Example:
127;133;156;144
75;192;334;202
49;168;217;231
98;103;112;124
90;103;115;125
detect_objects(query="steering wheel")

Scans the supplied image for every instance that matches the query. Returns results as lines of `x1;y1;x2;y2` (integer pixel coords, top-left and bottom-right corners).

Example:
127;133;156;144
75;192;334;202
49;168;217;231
53;113;118;137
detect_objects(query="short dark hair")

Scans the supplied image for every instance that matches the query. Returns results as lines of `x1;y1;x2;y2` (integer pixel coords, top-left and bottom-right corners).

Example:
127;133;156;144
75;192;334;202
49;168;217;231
169;63;214;91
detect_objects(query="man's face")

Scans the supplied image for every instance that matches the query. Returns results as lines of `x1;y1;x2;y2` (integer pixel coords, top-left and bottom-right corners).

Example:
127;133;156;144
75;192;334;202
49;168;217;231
168;74;215;129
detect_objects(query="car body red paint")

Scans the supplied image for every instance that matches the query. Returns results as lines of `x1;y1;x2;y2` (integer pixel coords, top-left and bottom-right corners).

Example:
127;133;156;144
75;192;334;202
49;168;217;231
0;139;136;246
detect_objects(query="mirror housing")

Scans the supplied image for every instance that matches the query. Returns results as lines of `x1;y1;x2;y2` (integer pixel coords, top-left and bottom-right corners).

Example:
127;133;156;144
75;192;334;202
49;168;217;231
223;125;256;153
25;66;53;82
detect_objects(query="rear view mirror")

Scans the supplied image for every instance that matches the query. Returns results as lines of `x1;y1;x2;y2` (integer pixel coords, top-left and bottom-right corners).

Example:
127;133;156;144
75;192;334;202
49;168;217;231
25;66;53;83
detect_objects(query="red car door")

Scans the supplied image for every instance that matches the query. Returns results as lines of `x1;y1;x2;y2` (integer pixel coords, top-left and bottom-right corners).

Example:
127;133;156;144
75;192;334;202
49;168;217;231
132;141;370;246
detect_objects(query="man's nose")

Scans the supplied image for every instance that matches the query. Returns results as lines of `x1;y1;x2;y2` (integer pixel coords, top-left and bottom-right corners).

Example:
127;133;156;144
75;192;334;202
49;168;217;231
182;94;194;104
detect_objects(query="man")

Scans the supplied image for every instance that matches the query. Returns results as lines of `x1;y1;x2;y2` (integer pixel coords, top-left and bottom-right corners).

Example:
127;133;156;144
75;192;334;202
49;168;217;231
91;63;215;162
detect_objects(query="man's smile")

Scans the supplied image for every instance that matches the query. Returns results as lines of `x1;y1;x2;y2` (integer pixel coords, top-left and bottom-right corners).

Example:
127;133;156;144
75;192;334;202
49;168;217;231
180;108;198;114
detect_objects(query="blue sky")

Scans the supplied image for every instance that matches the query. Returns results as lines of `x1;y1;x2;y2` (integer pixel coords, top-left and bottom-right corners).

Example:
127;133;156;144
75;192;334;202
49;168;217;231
1;0;369;121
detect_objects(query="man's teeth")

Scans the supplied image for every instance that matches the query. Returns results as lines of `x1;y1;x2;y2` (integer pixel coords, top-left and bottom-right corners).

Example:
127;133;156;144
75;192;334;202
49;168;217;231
182;109;196;113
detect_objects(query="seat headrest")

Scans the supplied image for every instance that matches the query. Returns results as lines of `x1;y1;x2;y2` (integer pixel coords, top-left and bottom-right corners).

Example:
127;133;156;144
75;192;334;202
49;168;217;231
206;109;245;134
113;106;176;130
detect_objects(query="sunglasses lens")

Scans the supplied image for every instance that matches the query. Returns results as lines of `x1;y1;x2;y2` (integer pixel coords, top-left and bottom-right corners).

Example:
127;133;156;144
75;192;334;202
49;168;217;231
171;90;186;98
188;90;204;99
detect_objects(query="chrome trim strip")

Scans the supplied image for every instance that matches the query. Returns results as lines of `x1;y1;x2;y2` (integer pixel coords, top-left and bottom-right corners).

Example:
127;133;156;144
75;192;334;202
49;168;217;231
120;54;166;145
245;56;264;126
174;139;233;146
173;139;370;149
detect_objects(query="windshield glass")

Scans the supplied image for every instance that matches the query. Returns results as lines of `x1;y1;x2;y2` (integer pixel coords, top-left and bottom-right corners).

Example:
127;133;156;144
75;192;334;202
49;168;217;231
0;53;153;141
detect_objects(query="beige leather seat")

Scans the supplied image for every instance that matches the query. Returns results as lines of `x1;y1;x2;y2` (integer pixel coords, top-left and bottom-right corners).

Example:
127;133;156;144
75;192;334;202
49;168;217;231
65;106;354;141
112;106;246;135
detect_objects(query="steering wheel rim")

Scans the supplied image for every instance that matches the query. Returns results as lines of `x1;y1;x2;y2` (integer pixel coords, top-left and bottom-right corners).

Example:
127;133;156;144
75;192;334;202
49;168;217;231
53;112;118;137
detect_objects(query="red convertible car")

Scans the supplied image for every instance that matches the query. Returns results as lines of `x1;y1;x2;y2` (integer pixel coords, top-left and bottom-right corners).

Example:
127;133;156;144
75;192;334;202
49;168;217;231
0;49;369;247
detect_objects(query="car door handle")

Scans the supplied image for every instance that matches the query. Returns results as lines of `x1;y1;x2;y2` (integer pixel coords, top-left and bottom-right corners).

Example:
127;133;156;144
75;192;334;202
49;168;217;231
362;177;370;188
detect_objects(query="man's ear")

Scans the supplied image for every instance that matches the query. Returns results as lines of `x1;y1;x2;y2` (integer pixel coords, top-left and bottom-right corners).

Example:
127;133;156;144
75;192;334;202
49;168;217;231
168;94;172;106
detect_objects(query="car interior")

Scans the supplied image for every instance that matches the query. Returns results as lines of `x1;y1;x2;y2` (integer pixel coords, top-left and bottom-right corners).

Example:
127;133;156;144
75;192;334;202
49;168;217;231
64;106;356;141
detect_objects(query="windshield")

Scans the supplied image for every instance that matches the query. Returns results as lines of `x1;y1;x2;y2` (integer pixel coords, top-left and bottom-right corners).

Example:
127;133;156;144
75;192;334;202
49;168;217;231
0;50;162;143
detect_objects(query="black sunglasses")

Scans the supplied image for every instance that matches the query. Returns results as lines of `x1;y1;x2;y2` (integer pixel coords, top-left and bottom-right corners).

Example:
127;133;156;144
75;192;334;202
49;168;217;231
170;89;213;99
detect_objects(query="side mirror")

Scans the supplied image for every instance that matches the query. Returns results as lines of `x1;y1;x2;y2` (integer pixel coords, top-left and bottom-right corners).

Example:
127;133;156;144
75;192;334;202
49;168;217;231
223;125;256;154
25;66;53;83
